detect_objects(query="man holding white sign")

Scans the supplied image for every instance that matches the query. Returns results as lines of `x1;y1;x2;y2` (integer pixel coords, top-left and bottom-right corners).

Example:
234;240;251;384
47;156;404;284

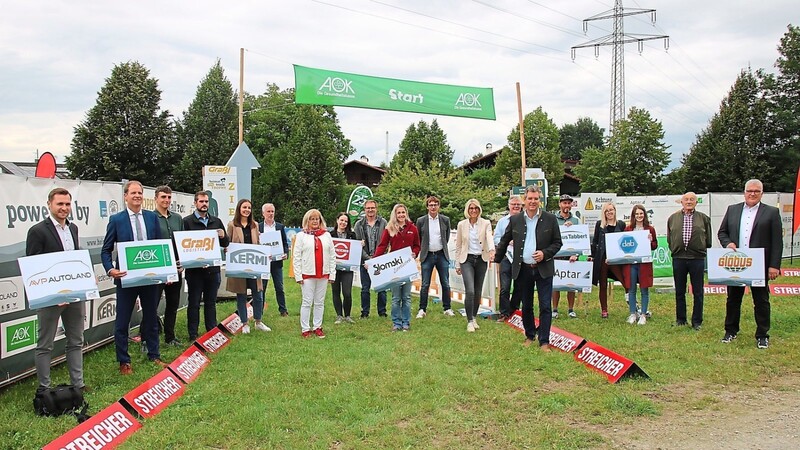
101;181;165;374
25;187;86;391
259;203;290;317
718;179;782;349
552;194;580;319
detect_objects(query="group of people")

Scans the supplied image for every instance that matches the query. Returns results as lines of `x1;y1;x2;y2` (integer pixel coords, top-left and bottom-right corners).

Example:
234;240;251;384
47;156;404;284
25;178;782;392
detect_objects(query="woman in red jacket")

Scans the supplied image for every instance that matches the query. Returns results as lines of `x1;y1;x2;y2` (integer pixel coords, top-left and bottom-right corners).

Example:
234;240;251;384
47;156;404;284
623;204;658;325
374;204;420;331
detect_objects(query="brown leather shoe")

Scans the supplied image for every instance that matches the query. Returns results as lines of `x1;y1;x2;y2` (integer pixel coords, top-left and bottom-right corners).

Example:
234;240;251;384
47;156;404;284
496;314;508;323
522;338;535;347
119;363;133;375
540;344;552;352
150;358;168;368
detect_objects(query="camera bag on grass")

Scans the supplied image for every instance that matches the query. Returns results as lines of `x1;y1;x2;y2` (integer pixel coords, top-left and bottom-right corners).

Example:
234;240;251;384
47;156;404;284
33;384;91;423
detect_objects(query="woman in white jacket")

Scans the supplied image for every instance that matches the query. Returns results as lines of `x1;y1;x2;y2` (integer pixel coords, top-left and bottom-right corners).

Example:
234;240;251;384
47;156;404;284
455;199;495;333
293;209;336;338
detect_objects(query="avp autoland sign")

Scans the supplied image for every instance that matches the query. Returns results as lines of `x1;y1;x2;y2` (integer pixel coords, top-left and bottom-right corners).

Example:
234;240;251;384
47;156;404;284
332;238;362;271
605;230;653;265
365;247;420;292
116;239;178;288
552;260;593;293
17;249;99;309
173;230;223;269
707;247;766;287
294;65;496;120
555;224;591;258
225;243;271;279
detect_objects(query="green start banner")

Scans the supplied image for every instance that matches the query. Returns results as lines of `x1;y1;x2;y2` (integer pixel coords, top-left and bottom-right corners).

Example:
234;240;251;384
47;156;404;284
294;65;496;120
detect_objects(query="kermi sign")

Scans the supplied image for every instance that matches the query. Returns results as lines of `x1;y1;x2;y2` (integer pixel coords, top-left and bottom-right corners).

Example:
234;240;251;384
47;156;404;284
294;65;496;120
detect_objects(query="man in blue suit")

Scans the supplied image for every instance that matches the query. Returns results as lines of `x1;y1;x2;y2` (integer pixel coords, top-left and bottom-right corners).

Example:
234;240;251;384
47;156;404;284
101;180;165;375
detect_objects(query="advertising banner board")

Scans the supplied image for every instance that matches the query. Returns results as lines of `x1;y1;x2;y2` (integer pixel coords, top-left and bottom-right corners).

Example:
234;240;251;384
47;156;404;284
605;230;653;265
364;247;420;292
225;243;271;279
332;238;362;271
173;230;223;269
117;239;178;288
707;247;766;287
18;249;99;309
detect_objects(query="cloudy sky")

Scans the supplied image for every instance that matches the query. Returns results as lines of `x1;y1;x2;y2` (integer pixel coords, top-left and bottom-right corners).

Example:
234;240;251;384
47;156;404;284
1;1;795;170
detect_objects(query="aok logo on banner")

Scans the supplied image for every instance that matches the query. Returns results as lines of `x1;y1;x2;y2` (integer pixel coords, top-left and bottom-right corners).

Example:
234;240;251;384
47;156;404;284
1;315;37;359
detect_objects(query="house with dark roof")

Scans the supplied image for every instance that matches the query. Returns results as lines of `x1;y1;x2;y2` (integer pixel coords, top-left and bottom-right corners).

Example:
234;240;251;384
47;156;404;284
343;157;386;187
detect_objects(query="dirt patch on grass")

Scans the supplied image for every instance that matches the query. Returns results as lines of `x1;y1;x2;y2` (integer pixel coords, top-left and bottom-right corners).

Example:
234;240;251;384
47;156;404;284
598;374;800;449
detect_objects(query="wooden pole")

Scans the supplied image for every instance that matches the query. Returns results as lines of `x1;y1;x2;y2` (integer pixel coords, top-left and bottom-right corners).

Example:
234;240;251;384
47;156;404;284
516;82;526;187
238;48;245;144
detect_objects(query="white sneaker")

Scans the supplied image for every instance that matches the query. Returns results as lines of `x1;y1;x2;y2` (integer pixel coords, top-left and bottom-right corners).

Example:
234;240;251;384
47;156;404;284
241;324;251;334
637;315;646;325
467;322;475;333
443;309;455;317
255;321;271;332
626;314;637;324
416;309;427;319
552;311;559;319
334;316;343;324
472;319;480;330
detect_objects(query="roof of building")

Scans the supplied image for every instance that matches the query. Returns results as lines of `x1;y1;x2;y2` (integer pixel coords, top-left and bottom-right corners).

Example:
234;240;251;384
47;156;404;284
0;160;70;179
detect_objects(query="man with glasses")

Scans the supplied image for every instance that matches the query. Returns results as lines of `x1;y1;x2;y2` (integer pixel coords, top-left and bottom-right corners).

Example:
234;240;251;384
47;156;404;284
493;194;523;321
667;192;712;330
354;199;388;318
718;179;782;349
415;195;453;318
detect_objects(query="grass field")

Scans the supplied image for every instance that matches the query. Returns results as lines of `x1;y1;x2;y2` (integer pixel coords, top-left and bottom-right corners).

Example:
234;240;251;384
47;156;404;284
1;268;799;449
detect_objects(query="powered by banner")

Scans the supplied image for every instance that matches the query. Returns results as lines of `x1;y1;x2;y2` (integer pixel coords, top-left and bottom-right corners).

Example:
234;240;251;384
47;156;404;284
365;247;420;292
225;243;271;279
332;238;362;271
17;249;99;309
553;260;593;293
173;230;223;269
555;224;591;258
294;65;496;120
117;239;178;288
605;230;653;265
707;247;766;287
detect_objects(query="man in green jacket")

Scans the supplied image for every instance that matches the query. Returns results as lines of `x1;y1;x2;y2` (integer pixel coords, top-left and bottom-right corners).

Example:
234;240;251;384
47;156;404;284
153;185;184;346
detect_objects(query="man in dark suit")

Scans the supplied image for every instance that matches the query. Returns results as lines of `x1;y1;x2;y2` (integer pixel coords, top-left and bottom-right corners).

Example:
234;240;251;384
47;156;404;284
26;187;86;390
494;186;563;351
101;180;164;375
718;179;783;349
259;203;290;316
415;195;453;318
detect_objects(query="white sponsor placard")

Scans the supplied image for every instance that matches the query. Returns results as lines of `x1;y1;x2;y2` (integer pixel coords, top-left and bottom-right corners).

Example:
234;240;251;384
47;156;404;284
202;165;237;228
93;295;117;326
553;260;593;292
0;276;25;316
173;230;223;269
117;239;179;288
707;247;766;287
332;238;362;271
555;224;591;258
365;247;420;292
605;230;653;265
225;243;271;279
259;230;286;260
577;193;617;226
18;250;100;309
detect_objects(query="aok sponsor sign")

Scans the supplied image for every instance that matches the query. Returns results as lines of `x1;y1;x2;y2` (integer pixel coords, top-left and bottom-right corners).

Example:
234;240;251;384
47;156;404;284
169;346;211;384
17;250;100;309
1;315;37;359
122;368;185;418
42;401;141;450
365;247;420;292
225;243;271;279
707;248;766;287
555;225;591;258
332;238;362;271
173;230;223;269
117;239;178;288
195;327;231;353
605;230;653;265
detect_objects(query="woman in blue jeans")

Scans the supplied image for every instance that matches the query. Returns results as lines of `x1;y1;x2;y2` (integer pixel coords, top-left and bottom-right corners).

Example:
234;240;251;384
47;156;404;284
226;199;271;334
374;204;420;331
622;204;657;325
455;199;495;333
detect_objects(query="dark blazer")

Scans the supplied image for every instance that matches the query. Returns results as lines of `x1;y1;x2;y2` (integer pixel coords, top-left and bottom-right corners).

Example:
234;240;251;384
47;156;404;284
101;209;161;285
493;210;562;279
26;218;80;256
718;202;783;275
258;221;290;267
590;219;627;285
416;214;451;262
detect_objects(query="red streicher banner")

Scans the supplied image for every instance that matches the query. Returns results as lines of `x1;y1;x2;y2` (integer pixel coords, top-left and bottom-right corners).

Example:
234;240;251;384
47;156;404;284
195;326;231;353
574;340;648;383
220;312;244;334
42;402;141;450
169;345;211;384
122;368;185;418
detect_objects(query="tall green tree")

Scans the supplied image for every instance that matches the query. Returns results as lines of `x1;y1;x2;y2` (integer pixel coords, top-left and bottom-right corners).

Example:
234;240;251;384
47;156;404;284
682;69;772;192
66;61;175;186
574;107;670;195
559;117;604;160
173;60;238;192
493;107;563;203
245;85;353;225
390;119;454;170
